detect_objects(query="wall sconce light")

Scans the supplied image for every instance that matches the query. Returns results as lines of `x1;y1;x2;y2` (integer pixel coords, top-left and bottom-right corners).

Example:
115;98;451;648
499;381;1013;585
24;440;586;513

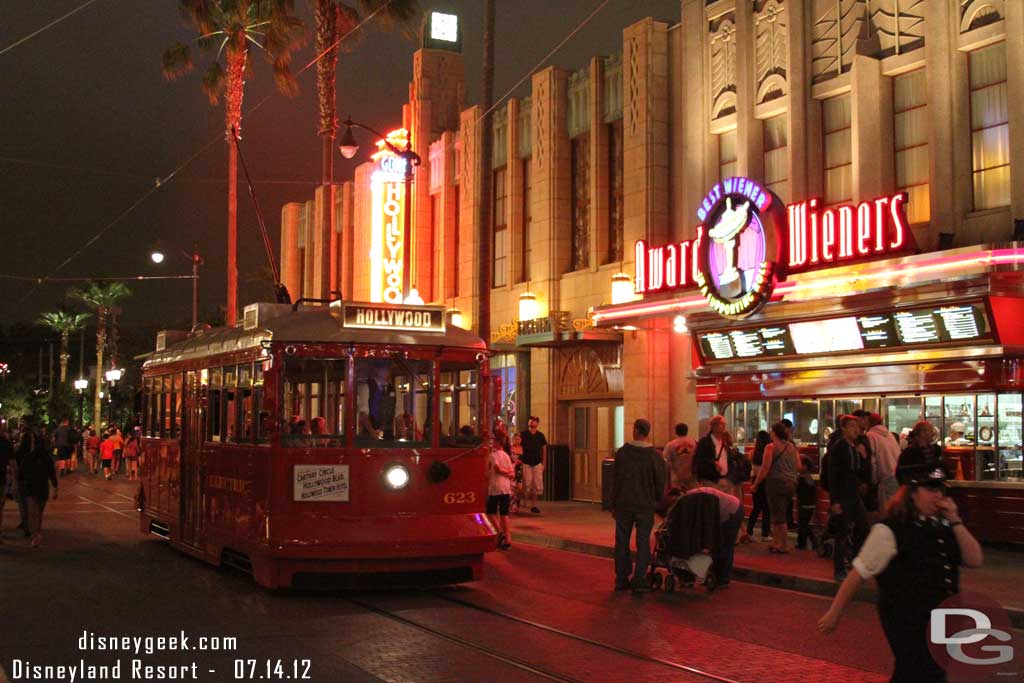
672;315;689;334
447;308;464;329
610;271;637;305
518;291;539;321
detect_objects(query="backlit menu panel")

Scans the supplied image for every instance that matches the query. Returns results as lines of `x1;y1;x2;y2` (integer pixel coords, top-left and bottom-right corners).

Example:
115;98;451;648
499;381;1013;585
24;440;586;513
697;301;990;363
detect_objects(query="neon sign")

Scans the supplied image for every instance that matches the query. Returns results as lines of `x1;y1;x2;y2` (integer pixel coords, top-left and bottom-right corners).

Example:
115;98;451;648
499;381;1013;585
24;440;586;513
633;179;915;318
370;128;410;304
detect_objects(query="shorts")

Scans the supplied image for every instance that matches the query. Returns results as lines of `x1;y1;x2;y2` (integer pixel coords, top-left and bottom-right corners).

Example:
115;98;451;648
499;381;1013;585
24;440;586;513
766;478;796;522
521;463;544;496
486;494;511;516
56;447;73;461
101;458;112;467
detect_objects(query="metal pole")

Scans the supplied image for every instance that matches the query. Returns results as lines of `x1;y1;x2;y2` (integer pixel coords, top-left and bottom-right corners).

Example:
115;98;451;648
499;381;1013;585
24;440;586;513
192;243;200;329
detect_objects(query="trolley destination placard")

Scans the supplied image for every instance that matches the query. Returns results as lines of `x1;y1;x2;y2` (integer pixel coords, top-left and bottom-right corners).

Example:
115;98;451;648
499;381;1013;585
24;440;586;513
341;302;445;333
293;465;350;502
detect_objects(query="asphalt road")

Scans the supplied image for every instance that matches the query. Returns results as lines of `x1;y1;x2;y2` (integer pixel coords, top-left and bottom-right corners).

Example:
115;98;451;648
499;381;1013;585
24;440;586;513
0;473;902;682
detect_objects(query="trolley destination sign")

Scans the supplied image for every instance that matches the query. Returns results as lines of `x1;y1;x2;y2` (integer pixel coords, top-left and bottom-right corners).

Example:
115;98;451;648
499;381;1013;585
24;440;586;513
340;302;446;333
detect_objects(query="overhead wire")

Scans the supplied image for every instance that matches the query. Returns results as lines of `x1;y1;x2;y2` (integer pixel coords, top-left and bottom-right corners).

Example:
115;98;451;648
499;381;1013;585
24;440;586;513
10;1;392;310
0;155;321;185
0;0;103;57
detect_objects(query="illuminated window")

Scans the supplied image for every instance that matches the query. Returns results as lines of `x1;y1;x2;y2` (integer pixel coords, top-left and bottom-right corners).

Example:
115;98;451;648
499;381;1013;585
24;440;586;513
718;129;737;181
894;69;930;223
763;114;788;202
493;167;508;288
823;94;852;205
520;158;532;283
607;120;624;263
969;42;1010;210
570;136;590;271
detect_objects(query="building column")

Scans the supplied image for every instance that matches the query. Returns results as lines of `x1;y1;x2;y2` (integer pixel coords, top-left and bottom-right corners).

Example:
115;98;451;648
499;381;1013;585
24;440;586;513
1004;2;1024;224
336;182;354;299
279;203;302;302
851;55;894;202
301;199;316;299
589;57;610;269
786;0;810;201
735;0;763;181
924;1;958;251
622;17;672;440
457;105;483;329
506;99;525;285
680;0;709;237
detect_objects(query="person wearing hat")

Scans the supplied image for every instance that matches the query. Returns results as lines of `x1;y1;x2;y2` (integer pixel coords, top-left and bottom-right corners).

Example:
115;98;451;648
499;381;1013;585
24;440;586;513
818;464;983;682
944;422;967;447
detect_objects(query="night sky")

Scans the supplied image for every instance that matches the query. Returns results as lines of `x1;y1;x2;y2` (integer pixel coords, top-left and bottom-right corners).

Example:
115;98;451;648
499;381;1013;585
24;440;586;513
0;0;681;328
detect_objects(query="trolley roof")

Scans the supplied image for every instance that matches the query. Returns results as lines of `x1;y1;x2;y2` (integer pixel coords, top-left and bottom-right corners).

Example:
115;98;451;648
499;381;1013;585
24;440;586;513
143;302;486;368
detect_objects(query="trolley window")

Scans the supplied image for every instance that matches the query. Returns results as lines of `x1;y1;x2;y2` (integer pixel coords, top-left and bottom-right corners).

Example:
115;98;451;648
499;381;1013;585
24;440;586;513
354;357;433;447
207;368;223;442
439;360;481;446
172;373;183;437
282;358;347;447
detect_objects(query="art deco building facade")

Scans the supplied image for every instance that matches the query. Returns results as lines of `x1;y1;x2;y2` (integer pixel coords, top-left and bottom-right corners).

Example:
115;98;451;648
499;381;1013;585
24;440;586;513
279;2;1024;509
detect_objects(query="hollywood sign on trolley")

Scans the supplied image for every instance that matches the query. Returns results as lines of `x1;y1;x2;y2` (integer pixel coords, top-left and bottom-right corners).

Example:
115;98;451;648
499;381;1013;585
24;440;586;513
634;187;912;297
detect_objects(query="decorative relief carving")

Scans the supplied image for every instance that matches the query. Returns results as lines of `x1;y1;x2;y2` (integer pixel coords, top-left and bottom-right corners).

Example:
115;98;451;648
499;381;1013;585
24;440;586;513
812;0;927;82
534;80;546;164
709;17;738;119
754;0;787;104
627;35;641;136
558;345;622;400
570;137;590;271
960;0;1004;32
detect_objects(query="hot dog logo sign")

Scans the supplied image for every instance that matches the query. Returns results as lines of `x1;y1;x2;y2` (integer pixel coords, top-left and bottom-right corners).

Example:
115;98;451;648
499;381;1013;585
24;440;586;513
634;177;914;319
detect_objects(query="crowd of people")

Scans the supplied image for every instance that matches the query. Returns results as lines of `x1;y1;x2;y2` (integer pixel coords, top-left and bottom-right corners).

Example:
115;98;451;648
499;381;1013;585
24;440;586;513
0;417;142;548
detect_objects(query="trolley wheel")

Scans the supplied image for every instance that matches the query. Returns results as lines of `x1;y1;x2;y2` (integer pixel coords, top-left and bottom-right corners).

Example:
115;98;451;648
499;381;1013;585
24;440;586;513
703;572;717;593
649;571;663;590
664;574;676;593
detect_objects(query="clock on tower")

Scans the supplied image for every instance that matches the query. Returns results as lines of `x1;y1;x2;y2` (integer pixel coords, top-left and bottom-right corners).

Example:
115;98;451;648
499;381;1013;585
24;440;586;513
423;11;461;52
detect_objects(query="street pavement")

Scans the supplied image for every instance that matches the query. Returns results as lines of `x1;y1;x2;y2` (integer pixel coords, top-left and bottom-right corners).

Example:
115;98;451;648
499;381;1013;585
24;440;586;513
0;473;1018;682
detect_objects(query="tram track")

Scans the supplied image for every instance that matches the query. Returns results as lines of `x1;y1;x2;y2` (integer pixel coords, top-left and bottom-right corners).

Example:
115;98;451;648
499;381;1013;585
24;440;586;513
344;596;583;683
346;591;747;683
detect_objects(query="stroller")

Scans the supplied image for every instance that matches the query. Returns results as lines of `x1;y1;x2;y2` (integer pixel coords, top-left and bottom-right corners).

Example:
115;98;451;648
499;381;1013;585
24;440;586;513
647;491;721;593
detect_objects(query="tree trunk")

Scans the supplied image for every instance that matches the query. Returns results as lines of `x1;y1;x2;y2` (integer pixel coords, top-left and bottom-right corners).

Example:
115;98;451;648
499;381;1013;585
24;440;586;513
316;0;339;298
227;140;238;327
59;330;69;383
476;0;496;341
93;310;106;429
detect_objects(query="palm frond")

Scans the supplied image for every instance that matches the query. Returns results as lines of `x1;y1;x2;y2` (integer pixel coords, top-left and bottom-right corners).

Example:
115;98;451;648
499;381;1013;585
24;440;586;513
272;54;299;97
201;62;226;105
358;0;421;37
162;43;194;80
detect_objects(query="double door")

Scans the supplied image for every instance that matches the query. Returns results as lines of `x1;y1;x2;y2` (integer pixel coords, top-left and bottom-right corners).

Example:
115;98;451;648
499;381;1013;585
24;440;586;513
568;402;624;502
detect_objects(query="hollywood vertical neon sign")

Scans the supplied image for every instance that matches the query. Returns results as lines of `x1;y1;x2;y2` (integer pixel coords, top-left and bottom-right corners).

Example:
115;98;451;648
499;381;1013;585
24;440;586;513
369;129;410;304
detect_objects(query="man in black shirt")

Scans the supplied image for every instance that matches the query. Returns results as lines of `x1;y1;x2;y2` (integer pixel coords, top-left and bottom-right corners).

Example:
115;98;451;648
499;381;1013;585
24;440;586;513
518;416;547;514
828;415;870;581
610;418;666;592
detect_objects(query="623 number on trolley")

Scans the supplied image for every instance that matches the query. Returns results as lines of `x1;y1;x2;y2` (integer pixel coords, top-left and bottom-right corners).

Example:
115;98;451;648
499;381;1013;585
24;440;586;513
443;492;476;504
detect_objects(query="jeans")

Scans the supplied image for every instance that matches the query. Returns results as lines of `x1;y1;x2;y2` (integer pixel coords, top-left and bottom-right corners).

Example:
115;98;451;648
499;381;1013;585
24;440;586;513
833;497;869;575
747;483;770;537
614;510;654;586
716;507;743;584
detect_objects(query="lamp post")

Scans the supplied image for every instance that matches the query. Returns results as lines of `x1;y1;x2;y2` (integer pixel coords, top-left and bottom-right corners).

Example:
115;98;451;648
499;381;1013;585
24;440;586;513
151;242;202;328
74;378;88;426
339;119;422;302
105;367;122;428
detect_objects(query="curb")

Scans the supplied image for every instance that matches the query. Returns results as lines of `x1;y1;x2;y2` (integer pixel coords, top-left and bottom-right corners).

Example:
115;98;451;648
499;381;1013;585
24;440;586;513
515;532;1024;629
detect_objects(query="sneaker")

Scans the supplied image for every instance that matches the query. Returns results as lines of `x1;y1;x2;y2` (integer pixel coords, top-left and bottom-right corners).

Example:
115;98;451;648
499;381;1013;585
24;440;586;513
530;507;540;514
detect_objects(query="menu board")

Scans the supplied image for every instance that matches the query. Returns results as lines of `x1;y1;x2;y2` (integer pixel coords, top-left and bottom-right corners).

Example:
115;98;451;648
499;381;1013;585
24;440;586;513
857;314;899;348
698;301;990;363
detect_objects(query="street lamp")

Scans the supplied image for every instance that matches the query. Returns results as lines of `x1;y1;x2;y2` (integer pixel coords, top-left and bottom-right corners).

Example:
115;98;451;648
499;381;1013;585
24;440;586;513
74;378;88;425
339;118;422;302
151;242;202;328
105;368;121;428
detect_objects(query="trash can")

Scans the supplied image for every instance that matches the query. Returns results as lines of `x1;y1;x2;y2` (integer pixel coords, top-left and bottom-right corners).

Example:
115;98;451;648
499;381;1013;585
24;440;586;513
543;444;572;501
601;457;615;510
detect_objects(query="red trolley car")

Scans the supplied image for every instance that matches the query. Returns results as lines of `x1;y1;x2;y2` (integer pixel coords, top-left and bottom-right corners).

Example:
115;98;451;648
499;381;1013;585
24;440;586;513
138;301;496;588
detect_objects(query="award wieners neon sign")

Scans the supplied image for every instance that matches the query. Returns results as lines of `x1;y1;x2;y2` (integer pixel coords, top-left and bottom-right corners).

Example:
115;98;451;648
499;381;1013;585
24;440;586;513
634;178;914;318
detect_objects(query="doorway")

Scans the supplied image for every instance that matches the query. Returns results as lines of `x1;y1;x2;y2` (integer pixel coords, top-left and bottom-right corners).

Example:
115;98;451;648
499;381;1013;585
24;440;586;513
568;402;624;502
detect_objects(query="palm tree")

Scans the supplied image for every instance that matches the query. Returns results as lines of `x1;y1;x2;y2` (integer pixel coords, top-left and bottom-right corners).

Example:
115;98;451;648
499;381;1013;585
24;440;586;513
69;282;131;429
37;309;91;384
476;0;495;340
312;0;419;296
163;0;305;326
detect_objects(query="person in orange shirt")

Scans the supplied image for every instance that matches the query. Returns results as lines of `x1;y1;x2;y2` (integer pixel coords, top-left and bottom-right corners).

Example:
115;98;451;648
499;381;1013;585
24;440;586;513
99;429;118;480
108;427;124;476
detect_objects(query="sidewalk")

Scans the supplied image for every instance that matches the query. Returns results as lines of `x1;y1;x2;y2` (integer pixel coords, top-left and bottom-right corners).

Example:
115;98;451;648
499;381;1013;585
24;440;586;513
511;501;1024;627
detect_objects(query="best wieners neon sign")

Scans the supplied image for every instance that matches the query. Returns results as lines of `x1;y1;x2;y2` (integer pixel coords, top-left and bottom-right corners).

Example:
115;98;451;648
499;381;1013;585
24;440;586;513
634;179;914;318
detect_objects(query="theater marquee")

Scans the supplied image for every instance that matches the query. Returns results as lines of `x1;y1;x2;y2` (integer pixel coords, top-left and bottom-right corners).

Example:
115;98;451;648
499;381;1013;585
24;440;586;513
633;177;915;319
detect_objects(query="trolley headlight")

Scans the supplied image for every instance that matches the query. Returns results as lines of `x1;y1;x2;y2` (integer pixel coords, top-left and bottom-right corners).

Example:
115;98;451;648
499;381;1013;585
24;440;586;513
384;464;410;490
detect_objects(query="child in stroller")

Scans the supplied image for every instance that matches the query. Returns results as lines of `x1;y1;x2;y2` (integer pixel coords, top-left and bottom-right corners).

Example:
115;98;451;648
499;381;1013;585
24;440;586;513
647;488;740;593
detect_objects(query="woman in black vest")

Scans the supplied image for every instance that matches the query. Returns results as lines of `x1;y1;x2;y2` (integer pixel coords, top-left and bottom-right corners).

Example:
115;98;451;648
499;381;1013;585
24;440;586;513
817;464;983;682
